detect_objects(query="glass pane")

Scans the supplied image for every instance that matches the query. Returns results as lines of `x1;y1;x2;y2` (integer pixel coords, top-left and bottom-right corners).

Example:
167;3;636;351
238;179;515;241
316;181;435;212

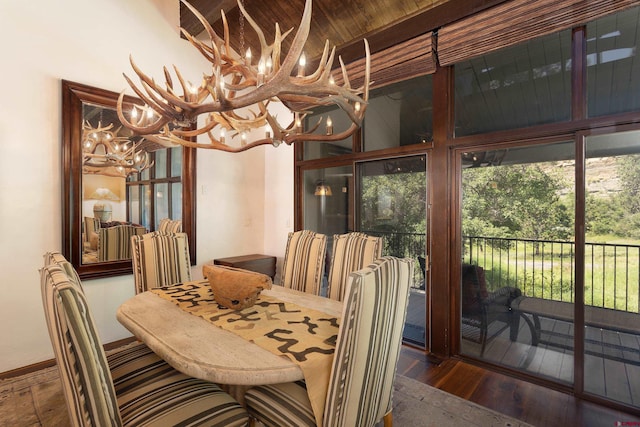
141;184;151;230
455;30;571;137
303;165;352;296
155;149;167;179
155;183;169;229
170;146;182;177
171;182;182;222
584;129;640;409
587;6;640;117
303;165;352;237
461;141;575;386
364;75;433;151
140;165;150;181
128;185;140;225
303;107;353;160
358;155;427;346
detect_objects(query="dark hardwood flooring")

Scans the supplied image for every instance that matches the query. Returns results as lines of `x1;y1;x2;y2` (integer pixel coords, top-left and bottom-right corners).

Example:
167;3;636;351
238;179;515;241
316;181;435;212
397;345;640;427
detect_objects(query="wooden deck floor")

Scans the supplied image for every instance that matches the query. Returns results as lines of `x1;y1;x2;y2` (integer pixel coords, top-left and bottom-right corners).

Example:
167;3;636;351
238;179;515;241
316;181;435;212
403;288;640;409
462;314;640;408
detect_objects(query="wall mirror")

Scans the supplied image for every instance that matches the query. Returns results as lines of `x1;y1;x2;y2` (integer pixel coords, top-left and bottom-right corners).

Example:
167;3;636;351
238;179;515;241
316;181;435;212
62;80;196;279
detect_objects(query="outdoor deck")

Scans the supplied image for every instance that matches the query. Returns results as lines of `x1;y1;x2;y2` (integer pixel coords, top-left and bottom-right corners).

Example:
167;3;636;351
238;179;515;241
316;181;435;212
403;287;640;406
462;315;640;407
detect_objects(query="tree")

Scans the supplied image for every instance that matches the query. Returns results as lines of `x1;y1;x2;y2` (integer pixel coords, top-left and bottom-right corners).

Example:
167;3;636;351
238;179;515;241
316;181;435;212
618;154;640;214
462;163;572;246
360;171;426;233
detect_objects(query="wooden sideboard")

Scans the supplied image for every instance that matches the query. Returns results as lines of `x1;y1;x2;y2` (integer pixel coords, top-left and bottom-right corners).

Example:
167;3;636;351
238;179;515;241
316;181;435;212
213;254;277;280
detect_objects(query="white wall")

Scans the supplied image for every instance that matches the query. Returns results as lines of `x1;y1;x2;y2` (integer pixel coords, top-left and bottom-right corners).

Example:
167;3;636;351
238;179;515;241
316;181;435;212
0;0;293;373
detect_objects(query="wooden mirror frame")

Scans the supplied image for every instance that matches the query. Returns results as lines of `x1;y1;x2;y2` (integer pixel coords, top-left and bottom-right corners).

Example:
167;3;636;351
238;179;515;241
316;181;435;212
62;80;197;279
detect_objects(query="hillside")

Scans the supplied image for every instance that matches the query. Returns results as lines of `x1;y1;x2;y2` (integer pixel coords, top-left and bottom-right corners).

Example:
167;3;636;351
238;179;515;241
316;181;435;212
541;156;621;198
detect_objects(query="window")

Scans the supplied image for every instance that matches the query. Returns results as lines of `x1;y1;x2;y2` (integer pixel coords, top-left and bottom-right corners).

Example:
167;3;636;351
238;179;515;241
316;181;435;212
127;146;183;231
454;30;572;136
364;75;433;151
587;6;640;117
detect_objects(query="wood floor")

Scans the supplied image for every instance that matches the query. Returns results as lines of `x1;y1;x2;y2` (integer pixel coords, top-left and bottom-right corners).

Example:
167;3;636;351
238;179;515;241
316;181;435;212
397;344;640;427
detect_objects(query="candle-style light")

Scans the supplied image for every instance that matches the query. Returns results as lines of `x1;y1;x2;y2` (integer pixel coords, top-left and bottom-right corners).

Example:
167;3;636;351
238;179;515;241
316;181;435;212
265;56;273;74
220;128;226;143
326;116;333;135
245;48;252;65
295;114;302;132
297;52;306;77
265;124;272;139
257;59;265;86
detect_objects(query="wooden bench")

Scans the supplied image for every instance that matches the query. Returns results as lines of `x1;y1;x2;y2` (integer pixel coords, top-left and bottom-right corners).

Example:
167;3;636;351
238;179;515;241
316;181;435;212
511;296;640;364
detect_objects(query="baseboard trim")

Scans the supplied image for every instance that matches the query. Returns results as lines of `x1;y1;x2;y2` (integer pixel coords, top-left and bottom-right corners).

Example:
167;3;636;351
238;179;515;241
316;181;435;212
0;336;137;380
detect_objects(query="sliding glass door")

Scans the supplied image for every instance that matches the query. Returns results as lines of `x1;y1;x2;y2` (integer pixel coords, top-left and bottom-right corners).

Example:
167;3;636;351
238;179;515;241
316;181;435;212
358;155;428;346
584;129;640;406
460;141;576;385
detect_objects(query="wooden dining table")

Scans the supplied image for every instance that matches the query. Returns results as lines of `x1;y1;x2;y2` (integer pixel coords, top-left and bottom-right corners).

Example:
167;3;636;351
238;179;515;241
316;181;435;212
116;280;343;406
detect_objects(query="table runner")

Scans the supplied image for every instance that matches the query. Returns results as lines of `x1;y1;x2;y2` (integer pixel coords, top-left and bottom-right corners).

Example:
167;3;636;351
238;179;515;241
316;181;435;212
151;281;339;426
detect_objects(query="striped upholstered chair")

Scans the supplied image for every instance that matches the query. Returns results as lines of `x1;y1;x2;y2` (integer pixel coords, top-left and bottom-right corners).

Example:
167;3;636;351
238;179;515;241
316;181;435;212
131;231;192;294
158;217;182;233
98;225;147;262
280;230;328;295
40;254;249;427
245;256;413;427
327;232;383;301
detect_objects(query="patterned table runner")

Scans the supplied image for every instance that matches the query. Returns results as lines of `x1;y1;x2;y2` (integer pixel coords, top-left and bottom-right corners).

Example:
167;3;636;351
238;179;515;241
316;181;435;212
151;281;340;426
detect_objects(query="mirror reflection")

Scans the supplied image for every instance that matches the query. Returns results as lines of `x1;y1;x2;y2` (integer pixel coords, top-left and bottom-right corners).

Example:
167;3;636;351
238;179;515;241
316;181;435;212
81;104;152;264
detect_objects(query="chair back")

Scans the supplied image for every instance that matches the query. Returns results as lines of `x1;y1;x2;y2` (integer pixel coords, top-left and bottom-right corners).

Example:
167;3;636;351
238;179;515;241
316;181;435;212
40;261;122;427
131;231;192;293
280;230;327;295
158;218;182;233
84;217;100;244
98;225;146;262
324;256;413;427
327;232;383;301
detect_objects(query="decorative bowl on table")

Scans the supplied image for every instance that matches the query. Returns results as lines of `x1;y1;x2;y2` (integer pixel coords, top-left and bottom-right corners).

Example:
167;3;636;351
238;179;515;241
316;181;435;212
202;264;273;310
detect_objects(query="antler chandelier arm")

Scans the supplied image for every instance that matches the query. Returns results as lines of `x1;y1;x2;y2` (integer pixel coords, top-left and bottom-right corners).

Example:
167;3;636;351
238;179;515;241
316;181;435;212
117;0;370;152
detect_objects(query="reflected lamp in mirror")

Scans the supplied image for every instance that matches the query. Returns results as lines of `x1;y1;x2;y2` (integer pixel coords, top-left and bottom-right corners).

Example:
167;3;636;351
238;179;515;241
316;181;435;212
314;182;333;197
86;187;119;222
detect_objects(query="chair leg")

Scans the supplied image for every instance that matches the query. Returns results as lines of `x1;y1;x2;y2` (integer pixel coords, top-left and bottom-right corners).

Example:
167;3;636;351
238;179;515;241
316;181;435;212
383;411;393;427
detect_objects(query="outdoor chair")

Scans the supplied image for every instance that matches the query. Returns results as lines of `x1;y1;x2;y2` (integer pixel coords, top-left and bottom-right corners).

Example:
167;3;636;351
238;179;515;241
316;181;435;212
461;263;522;355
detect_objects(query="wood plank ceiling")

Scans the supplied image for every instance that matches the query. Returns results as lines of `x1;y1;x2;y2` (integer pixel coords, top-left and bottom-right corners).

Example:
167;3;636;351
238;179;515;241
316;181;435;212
179;0;506;64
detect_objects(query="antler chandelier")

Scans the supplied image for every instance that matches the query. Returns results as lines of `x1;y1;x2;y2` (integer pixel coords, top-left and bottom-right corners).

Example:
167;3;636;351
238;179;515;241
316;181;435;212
82;121;153;177
116;0;370;153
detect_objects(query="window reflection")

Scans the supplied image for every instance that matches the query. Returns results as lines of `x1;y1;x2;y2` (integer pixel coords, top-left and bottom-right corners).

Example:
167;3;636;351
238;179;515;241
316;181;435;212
455;30;572;136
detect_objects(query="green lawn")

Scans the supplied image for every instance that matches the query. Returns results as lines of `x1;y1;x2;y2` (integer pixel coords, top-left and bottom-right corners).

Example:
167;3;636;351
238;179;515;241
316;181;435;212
464;237;640;313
